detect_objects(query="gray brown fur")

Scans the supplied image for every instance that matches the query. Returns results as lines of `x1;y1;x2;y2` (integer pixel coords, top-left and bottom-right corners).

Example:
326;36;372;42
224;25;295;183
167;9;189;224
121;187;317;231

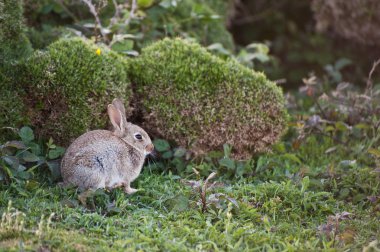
61;98;154;194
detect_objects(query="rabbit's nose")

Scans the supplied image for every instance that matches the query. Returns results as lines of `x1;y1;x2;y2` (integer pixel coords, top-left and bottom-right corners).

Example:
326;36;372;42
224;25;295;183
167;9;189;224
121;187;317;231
145;143;154;153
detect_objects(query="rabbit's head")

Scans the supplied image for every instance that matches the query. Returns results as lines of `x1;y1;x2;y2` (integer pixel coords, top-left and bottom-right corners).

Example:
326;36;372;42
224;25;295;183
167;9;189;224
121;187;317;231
107;98;154;156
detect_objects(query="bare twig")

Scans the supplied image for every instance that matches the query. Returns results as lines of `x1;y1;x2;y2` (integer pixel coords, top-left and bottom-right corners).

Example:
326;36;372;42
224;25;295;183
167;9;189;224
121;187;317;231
366;59;380;98
82;0;107;42
54;0;79;23
112;0;120;18
315;99;328;119
110;0;120;26
200;172;217;213
125;0;138;26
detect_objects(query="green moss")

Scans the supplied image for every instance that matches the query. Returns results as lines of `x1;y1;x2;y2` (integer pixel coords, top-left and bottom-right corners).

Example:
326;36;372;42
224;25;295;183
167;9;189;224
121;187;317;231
0;0;32;66
0;75;28;143
19;37;131;144
0;0;32;142
130;38;288;157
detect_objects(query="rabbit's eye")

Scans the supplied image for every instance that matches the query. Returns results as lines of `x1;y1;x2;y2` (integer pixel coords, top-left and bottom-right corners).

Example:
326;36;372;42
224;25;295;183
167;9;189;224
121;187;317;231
134;133;143;140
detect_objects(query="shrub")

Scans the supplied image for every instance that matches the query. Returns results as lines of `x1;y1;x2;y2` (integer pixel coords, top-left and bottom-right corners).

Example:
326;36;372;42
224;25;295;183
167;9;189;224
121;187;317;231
18;37;131;144
130;38;288;158
175;0;234;49
0;126;65;183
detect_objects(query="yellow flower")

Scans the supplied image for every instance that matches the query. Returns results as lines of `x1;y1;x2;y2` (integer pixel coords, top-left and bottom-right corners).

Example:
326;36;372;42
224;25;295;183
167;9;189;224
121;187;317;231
96;48;101;56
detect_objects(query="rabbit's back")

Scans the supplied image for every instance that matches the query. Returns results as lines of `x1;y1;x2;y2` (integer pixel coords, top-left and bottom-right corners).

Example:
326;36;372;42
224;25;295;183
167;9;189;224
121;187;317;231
61;130;127;189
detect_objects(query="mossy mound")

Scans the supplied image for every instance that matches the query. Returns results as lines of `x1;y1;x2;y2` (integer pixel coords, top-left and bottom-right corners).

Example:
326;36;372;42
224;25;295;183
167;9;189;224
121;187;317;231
0;74;29;143
0;0;32;142
19;37;131;144
130;38;288;158
0;0;33;67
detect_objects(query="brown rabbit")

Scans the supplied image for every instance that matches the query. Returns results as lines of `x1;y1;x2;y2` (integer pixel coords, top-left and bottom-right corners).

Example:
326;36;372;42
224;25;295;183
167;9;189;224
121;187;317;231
60;98;154;194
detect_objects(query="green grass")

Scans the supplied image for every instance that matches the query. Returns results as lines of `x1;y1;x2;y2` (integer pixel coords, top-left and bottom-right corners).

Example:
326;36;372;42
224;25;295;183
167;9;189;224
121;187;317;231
0;166;379;251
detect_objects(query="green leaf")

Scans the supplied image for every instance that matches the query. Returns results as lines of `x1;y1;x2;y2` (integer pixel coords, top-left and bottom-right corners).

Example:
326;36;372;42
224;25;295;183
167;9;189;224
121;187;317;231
137;0;154;8
13;185;29;197
48;137;54;146
273;142;286;153
3;156;20;169
352;193;366;204
235;162;245;177
173;148;186;158
368;148;380;157
106;202;122;216
339;188;350;199
46;160;61;181
16;171;31;180
41;4;54;14
207;43;230;55
301;176;310;193
1;165;13;178
324;125;335;132
48;147;66;159
354;123;370;129
159;0;177;8
166;194;189;212
21;151;40;162
246;43;269;54
3;141;26;149
162;150;173;159
223;143;232;158
16;164;26;172
251;53;270;62
334;58;352;70
111;40;134;53
27;142;41;155
335;121;349;131
19;126;34;143
172;157;185;172
25;180;40;190
153;139;170;152
207;151;223;159
219;157;235;170
282;153;302;164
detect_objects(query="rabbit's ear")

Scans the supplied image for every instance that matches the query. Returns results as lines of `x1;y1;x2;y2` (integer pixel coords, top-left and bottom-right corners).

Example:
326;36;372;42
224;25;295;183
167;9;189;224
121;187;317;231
108;104;125;134
112;98;127;122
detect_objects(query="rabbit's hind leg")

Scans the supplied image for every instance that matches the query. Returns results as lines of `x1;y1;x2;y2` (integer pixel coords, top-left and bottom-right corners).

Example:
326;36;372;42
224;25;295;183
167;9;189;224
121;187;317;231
71;167;105;190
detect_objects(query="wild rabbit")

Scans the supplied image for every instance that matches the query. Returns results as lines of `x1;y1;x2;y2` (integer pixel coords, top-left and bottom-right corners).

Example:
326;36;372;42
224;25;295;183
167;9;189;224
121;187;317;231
61;98;154;194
